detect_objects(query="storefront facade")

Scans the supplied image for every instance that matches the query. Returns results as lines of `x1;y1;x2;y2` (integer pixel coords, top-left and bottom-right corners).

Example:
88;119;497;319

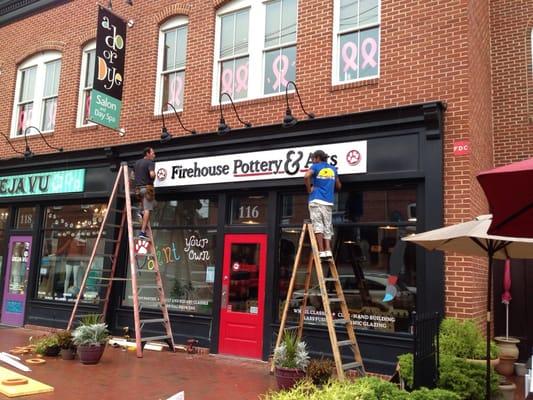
0;102;444;373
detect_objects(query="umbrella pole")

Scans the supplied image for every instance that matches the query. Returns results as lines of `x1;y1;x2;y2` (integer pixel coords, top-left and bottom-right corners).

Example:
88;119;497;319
486;251;494;400
506;303;509;339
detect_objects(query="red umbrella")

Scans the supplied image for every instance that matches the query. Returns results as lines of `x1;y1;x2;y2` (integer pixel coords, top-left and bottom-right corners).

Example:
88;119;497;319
477;158;533;237
501;259;512;339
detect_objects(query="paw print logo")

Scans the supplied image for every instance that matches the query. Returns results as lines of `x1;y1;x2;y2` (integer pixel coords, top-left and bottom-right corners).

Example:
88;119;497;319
346;150;361;166
157;168;167;181
135;239;149;255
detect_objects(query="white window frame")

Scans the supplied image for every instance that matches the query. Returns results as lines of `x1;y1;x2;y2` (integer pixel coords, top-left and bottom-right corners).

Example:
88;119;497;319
331;0;381;86
76;41;96;128
211;0;298;105
10;51;62;137
154;16;189;116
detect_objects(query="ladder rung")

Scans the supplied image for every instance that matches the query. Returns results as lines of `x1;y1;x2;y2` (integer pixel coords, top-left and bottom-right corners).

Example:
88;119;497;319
342;362;363;371
99;277;131;281
93;283;111;287
137;284;161;289
284;326;298;331
329;298;343;303
140;335;172;342
101;238;121;243
105;223;122;228
140;318;167;324
337;340;354;347
338;275;354;278
323;277;339;282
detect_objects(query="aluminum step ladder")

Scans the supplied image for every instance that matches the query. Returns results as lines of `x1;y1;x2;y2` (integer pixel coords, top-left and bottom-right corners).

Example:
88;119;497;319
271;222;365;380
67;162;175;357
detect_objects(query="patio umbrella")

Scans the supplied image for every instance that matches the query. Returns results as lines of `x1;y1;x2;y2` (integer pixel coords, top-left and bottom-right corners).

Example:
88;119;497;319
501;259;512;339
402;215;533;400
477;157;533;237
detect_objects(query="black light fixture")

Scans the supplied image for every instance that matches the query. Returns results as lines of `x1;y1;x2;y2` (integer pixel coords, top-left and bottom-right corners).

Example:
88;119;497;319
160;102;196;143
0;131;25;157
218;92;252;135
24;126;64;159
282;80;315;128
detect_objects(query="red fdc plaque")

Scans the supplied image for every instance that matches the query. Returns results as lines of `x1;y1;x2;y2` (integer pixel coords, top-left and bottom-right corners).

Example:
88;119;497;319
453;140;470;156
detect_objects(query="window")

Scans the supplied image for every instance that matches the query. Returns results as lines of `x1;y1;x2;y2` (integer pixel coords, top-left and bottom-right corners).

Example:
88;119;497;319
11;52;62;136
123;198;218;315
277;187;417;334
77;41;96;127
212;0;298;104
0;208;9;283
332;0;380;85
155;17;188;114
37;204;106;302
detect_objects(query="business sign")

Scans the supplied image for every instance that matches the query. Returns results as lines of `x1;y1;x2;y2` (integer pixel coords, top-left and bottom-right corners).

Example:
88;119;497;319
89;6;127;130
0;169;85;197
453;140;470;156
155;141;367;188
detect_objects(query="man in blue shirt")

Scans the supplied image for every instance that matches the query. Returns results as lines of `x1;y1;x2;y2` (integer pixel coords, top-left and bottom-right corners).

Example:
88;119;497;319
304;150;341;259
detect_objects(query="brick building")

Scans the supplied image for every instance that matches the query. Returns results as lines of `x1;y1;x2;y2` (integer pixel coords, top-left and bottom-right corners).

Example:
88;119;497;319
0;0;530;372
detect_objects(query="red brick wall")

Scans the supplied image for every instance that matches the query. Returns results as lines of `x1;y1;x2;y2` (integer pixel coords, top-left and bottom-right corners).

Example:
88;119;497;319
0;0;495;323
491;0;533;166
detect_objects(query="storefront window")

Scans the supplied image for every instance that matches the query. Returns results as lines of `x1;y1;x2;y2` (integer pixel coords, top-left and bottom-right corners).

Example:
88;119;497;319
0;208;9;279
230;194;268;225
15;207;36;229
37;204;106;302
278;187;417;333
123;198;217;315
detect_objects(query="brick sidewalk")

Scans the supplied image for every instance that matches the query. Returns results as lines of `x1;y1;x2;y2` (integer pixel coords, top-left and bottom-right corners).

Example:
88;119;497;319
0;327;276;400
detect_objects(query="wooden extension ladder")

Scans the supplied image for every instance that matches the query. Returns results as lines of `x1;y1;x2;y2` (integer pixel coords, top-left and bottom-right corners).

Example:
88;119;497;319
66;162;175;357
271;222;365;380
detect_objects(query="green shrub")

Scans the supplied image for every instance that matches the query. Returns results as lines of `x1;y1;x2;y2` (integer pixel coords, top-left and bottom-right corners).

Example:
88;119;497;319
72;323;110;346
398;353;499;400
55;330;74;349
306;358;335;385
409;387;460;400
439;318;498;359
32;334;59;355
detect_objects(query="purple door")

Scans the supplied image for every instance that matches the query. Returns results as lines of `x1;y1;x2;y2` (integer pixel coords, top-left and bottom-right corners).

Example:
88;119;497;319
1;236;32;326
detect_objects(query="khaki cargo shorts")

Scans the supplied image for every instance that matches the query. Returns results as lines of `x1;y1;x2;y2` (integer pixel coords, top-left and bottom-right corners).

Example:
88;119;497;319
308;202;333;239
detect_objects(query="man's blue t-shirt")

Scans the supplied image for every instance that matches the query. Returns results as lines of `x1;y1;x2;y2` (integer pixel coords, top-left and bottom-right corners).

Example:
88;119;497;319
308;162;337;205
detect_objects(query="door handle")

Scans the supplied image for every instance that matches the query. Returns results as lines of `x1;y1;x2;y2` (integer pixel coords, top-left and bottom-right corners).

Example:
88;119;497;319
221;284;229;308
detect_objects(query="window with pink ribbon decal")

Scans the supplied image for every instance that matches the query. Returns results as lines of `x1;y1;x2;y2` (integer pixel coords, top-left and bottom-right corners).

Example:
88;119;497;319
11;52;62;137
78;44;95;127
334;0;380;84
219;9;249;100
42;59;61;132
161;23;188;110
263;0;297;95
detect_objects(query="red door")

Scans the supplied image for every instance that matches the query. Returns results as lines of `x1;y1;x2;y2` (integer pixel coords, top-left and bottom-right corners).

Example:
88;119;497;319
219;234;267;358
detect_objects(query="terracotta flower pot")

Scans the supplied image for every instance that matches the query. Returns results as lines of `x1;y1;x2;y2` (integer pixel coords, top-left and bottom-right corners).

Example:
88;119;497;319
494;337;520;376
274;366;306;390
77;344;106;364
498;380;516;400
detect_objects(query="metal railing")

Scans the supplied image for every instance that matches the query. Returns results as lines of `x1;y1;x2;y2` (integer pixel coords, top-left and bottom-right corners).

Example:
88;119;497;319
412;311;440;389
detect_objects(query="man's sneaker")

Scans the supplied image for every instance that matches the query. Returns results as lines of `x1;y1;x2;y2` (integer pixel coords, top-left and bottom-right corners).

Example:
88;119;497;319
324;250;333;258
138;231;149;240
319;251;328;259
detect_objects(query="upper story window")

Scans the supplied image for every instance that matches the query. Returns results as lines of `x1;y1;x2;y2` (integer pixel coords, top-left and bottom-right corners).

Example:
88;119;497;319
212;0;298;105
155;16;188;114
77;41;96;127
332;0;380;85
11;51;62;137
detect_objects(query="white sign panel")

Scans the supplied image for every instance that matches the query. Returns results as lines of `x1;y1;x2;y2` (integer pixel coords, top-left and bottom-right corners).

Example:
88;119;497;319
155;141;367;188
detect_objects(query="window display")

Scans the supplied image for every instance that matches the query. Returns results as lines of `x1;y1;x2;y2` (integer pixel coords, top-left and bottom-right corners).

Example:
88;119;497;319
37;204;106;302
278;187;417;333
0;208;9;280
123;198;217;315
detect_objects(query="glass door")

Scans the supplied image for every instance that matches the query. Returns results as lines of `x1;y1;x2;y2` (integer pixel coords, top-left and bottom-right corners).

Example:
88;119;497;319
1;236;32;326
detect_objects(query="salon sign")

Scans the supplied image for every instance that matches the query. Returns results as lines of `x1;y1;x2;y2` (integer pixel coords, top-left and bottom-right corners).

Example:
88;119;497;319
155;141;367;187
0;169;85;197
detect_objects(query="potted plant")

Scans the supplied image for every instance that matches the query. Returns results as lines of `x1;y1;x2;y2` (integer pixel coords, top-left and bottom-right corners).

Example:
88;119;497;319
272;331;309;390
72;314;110;364
33;334;60;357
494;336;520;376
56;330;76;360
306;357;335;386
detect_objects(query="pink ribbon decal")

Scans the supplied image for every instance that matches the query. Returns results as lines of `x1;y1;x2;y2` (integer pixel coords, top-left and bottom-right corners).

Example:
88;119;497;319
85;92;91;121
235;63;248;93
361;37;378;69
168;74;183;108
18;108;25;133
342;41;358;73
272;54;289;90
221;68;233;95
